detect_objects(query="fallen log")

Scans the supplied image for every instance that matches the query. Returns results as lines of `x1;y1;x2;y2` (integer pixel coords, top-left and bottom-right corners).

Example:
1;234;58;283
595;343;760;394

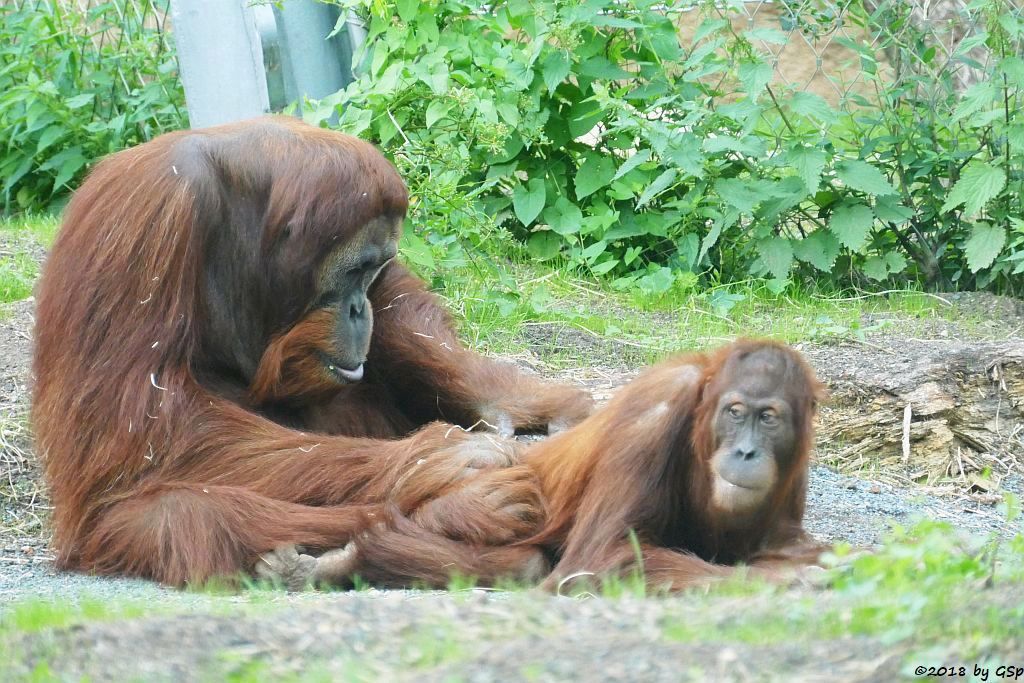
802;339;1023;487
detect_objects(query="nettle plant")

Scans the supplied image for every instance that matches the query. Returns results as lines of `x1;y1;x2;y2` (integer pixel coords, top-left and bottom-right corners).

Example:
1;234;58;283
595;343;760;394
0;1;185;213
314;0;1023;293
840;0;1024;292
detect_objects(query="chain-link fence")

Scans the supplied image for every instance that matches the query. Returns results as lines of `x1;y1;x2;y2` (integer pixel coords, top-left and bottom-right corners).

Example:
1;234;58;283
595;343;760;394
0;0;186;209
3;0;183;134
14;0;1022;128
681;0;1023;104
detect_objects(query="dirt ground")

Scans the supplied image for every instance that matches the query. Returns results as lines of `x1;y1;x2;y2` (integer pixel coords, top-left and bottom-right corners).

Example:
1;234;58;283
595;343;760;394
2;237;1023;679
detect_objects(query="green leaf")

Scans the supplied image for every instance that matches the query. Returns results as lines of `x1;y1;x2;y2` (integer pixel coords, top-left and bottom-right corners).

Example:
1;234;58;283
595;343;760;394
581;240;607;263
829;201;874;250
425;100;452;129
952;81;998;124
862;256;889;281
703;135;765;157
954;32;989;56
714;177;773;214
513;178;546;226
699;210;737;263
1000;13;1023;39
684;40;724;69
579;57;632;81
417;15;439;44
575;154;616;199
787;146;826;193
636;168;677;208
496;101;520;127
737;61;772;99
757;237;793;279
64;93;94;110
694;18;728;43
36;125;65;154
941;161;1006;216
527;231;561;260
53;151;88;190
1007;124;1024;150
613;149;652;181
542;50;571;94
874;195;913;225
2;156;33;194
745;28;788;44
568;101;605;139
964;222;1007;272
998;56;1024;88
636;267;674;295
400;225;435;269
592;16;642;29
835;160;896;196
649;24;682;62
663;136;704;177
543;196;583;235
793;230;840;272
884;251;908;274
396;0;418;22
788;92;836;123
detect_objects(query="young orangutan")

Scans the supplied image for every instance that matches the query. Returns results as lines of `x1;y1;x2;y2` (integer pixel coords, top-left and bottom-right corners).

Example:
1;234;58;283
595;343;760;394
258;338;829;591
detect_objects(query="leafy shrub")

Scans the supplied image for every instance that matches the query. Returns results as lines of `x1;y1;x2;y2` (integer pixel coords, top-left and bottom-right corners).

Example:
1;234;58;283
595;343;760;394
312;0;1023;294
0;1;186;213
840;0;1024;291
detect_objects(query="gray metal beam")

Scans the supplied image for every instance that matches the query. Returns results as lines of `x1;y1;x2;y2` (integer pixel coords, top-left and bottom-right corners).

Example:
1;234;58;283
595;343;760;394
170;0;363;129
169;0;270;129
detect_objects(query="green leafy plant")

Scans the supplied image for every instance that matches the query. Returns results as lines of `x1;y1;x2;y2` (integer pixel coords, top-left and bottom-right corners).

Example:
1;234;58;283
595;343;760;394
838;0;1024;291
0;0;186;212
312;0;1022;294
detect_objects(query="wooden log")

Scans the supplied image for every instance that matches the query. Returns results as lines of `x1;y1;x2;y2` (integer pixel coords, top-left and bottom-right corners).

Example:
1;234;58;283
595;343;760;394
802;340;1024;485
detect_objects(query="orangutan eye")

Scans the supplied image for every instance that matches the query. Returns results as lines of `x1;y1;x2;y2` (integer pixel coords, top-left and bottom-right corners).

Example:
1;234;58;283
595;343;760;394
759;410;779;426
346;259;374;276
728;404;745;419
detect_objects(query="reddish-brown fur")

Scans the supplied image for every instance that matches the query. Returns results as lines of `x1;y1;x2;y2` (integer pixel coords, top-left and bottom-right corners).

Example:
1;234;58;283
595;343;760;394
347;339;828;591
33;117;591;587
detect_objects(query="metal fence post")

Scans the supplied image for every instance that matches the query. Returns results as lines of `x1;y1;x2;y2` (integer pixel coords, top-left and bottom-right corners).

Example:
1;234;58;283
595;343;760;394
169;0;362;129
168;0;271;129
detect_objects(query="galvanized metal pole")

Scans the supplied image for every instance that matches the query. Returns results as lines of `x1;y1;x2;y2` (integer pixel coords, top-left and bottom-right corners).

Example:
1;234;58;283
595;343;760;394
273;1;350;105
169;0;270;129
170;0;362;129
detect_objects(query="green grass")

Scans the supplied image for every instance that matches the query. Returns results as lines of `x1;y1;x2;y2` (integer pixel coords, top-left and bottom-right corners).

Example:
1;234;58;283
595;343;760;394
0;214;60;247
3;521;1021;681
0;214;58;305
661;519;1024;648
0;598;146;635
431;255;976;368
0;212;989;360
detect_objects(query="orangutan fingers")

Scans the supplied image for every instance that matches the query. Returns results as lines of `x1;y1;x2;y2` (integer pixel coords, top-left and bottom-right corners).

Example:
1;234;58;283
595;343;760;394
255;545;317;592
311;544;361;586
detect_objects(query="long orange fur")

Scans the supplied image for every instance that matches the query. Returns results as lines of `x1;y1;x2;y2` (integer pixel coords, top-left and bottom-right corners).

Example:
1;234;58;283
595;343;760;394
348;339;829;591
33;117;591;586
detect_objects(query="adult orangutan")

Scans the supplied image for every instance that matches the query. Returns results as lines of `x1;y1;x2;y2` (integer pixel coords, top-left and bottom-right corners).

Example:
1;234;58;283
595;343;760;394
33;117;592;587
264;339;828;591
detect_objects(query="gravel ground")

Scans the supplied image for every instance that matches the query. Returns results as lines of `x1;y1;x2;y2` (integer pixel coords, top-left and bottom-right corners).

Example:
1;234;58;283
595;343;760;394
5;585;1023;681
3;464;1021;604
0;590;914;681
